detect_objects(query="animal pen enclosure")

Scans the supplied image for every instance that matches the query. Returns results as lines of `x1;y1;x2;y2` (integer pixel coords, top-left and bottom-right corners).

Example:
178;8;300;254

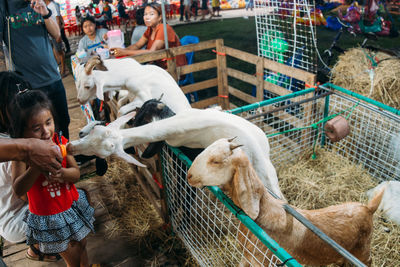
123;39;399;266
74;39;399;265
159;84;400;266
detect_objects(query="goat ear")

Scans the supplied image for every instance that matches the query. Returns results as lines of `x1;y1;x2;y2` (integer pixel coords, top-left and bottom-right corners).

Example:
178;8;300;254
95;84;104;100
93;60;108;71
79;120;105;138
108;111;136;130
232;157;263;220
115;149;146;167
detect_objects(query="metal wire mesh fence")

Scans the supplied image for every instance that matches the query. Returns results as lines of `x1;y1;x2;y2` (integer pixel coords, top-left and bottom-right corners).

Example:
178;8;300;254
160;84;400;266
254;0;318;93
160;147;295;266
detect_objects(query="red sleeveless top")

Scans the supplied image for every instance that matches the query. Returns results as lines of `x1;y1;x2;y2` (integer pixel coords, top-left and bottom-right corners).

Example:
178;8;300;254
27;134;79;216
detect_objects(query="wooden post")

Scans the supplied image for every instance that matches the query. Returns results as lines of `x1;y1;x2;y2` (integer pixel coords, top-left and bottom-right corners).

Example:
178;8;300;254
302;75;318;147
167;49;178;82
256;57;264;102
216;39;229;109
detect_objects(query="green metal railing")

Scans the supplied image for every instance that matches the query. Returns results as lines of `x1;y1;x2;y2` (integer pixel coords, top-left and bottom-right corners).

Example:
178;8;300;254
167;147;301;267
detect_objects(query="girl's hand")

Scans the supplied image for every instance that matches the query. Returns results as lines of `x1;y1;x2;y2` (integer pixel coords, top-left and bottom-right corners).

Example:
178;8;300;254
48;169;64;182
103;33;108;41
30;0;49;16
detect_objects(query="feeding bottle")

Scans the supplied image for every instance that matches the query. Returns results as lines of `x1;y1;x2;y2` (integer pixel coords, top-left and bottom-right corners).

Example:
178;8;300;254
55;144;67;158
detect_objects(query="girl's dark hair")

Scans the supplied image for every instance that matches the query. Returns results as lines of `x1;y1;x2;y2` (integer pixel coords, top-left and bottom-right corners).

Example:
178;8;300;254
0;71;32;133
9;90;58;138
82;16;96;26
136;7;145;25
144;2;162;16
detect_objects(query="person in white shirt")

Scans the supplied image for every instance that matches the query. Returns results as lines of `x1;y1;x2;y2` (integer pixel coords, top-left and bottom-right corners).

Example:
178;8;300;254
45;0;68;77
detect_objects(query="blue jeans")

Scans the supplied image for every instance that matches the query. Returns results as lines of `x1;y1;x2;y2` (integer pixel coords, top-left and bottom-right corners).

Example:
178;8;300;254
35;80;70;139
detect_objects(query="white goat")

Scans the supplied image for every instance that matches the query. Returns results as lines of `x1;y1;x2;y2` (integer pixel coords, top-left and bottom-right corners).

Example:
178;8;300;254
68;108;283;198
187;138;385;266
366;181;400;226
74;56;191;115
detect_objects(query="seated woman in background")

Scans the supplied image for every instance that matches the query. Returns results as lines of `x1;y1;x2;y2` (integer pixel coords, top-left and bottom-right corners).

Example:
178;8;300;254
111;2;187;69
130;7;146;48
78;16;108;55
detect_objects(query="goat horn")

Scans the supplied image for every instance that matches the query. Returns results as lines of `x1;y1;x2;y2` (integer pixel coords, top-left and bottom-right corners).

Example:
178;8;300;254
227;136;237;143
229;144;243;151
157;93;164;101
84;56;102;75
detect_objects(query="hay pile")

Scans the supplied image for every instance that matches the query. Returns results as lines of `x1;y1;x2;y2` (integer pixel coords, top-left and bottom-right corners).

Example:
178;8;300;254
99;157;197;266
332;48;400;110
278;148;400;266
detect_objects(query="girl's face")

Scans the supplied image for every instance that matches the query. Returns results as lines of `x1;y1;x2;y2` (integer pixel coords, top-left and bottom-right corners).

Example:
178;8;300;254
144;6;161;27
23;108;55;140
83;21;96;37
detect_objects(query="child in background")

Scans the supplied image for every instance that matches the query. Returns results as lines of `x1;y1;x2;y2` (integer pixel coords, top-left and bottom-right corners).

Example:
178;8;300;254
10;90;94;267
78;16;108;55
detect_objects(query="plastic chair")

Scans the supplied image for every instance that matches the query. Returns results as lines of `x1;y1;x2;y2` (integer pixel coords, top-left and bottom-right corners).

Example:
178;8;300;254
179;35;199;103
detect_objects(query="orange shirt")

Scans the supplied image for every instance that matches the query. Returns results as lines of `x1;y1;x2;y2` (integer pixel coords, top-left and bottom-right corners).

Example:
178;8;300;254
143;24;187;69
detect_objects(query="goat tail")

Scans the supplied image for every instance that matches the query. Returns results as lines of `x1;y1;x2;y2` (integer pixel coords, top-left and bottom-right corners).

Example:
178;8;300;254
367;185;385;213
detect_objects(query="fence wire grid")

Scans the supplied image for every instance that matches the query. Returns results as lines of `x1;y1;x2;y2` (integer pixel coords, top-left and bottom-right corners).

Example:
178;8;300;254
254;0;318;93
160;85;400;267
160;147;288;266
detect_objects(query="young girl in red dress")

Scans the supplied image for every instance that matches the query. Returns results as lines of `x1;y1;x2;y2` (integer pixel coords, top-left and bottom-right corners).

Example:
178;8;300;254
10;90;94;267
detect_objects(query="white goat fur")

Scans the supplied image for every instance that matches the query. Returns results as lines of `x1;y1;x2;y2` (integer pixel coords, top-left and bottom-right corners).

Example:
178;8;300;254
366;181;400;225
74;56;191;115
68;108;283;198
187;138;385;266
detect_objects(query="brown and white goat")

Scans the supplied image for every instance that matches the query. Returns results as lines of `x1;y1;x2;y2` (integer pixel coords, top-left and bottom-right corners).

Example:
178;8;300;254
187;138;385;266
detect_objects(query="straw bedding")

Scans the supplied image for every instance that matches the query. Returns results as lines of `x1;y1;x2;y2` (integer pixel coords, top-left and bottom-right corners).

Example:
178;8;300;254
99;157;197;266
278;147;400;267
332;48;400;110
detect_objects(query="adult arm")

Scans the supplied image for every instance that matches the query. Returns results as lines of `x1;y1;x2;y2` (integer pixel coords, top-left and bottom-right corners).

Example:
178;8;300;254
31;0;60;40
0;138;62;172
0;13;7;71
0;49;6;71
110;35;162;57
